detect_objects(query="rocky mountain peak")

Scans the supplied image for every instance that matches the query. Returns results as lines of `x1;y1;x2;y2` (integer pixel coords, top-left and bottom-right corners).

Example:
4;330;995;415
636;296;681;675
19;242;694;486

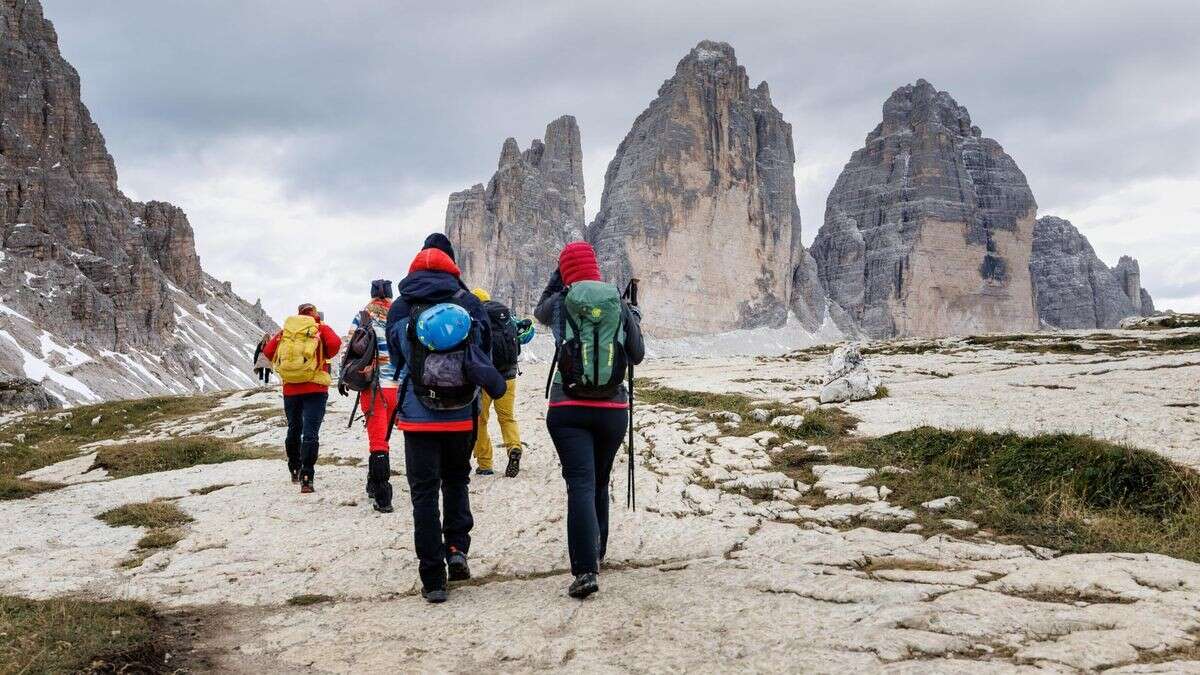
0;0;277;407
811;80;1039;338
587;40;829;337
446;115;586;315
1030;216;1155;328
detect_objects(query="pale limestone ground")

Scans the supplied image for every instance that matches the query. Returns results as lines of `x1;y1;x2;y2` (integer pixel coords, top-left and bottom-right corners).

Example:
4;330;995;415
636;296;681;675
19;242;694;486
1;335;1199;672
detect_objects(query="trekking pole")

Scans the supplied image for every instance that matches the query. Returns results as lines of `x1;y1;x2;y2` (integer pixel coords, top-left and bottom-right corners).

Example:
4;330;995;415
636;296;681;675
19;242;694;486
624;278;640;509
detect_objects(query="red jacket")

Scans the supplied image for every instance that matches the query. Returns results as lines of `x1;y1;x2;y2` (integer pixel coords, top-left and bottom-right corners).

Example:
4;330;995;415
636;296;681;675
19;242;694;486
262;322;342;396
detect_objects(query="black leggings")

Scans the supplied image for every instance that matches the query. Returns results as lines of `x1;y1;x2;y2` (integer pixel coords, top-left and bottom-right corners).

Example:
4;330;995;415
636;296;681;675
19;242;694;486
546;405;628;576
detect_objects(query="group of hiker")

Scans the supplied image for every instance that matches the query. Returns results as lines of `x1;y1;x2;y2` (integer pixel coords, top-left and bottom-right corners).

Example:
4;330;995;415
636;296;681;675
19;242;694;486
255;233;644;602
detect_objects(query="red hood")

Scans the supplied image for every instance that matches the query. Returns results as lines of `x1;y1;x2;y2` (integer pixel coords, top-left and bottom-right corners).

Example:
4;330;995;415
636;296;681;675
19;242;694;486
408;248;461;276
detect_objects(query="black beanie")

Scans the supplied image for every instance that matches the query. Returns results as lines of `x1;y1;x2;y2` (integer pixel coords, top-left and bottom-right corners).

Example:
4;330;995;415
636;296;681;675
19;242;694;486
422;233;456;262
370;279;393;300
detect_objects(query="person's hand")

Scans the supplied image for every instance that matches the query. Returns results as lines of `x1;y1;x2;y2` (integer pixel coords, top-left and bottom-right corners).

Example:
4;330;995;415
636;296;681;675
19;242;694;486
337;382;349;397
629;305;642;320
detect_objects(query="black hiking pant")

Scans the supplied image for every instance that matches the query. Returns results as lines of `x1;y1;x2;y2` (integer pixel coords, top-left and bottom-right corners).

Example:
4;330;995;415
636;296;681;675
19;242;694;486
403;430;474;590
546;406;628;576
284;392;327;480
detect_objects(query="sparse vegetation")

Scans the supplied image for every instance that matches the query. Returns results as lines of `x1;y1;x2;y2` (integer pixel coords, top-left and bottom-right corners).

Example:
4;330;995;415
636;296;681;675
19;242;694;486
0;595;175;674
91;436;274;479
98;501;193;529
870;385;890;399
190;483;236;495
0;394;225;499
964;331;1200;355
840;427;1200;562
287;594;334;607
98;501;194;564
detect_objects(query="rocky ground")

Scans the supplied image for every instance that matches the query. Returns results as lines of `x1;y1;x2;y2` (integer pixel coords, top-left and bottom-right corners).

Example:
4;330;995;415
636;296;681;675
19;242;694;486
2;328;1199;672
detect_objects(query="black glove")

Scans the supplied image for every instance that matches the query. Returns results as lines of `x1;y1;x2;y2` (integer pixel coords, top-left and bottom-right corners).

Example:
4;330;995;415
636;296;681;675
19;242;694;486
337;382;348;397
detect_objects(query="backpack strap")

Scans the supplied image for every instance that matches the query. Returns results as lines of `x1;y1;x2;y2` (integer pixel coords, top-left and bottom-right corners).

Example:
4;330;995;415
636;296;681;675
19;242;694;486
385;375;409;442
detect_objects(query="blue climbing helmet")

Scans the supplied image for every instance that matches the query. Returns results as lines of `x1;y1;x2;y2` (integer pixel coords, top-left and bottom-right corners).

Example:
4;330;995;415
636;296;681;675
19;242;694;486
415;303;472;352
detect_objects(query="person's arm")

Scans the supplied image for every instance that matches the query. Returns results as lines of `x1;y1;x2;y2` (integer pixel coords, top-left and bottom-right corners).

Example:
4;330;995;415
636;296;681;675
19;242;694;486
385;299;408;375
319;323;342;357
623;304;645;366
261;332;282;361
533;269;564;326
464;327;507;399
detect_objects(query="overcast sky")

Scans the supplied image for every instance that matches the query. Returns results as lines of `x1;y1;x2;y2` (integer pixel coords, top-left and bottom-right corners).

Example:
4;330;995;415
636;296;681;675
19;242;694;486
46;0;1200;327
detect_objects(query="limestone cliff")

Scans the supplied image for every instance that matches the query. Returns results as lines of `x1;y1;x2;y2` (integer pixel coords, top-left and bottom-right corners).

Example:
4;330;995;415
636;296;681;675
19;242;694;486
445;115;585;315
0;0;277;407
811;80;1039;338
587;41;826;337
1029;216;1155;328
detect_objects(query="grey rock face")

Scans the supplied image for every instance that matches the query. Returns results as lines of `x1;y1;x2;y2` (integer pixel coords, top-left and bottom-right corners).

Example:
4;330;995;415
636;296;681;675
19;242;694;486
587;41;825;337
445;115;585;315
1029;216;1154;328
0;0;277;404
1113;256;1155;317
811;80;1039;338
0;377;61;412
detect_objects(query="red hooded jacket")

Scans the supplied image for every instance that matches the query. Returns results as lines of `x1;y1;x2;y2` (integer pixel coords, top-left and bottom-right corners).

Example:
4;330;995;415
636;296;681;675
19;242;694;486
262;315;342;397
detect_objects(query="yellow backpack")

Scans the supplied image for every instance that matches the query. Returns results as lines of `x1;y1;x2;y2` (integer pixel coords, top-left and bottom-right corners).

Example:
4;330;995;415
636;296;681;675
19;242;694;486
272;315;330;385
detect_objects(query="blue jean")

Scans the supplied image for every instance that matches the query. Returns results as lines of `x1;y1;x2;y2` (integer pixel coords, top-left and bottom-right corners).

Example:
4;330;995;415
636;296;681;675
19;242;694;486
546;406;628;575
283;391;328;480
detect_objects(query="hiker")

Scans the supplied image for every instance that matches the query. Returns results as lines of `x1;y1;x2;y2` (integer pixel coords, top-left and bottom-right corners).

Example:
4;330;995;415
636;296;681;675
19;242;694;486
535;241;644;599
470;287;535;477
386;240;506;604
263;303;342;493
252;333;273;384
339;279;398;513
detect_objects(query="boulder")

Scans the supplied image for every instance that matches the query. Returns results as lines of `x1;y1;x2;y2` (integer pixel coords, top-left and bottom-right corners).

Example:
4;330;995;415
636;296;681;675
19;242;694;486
819;344;880;403
0;377;61;412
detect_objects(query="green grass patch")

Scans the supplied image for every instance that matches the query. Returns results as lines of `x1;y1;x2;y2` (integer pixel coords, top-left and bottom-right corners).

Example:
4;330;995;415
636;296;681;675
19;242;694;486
97;501;193;529
0;476;63;500
287;594;334;607
91;436;274;479
0;595;175;674
841;427;1200;561
137;530;185;549
0;393;225;500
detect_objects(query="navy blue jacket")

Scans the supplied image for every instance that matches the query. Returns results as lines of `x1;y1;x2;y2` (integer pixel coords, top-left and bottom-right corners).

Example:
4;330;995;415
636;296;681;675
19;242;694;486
386;268;506;431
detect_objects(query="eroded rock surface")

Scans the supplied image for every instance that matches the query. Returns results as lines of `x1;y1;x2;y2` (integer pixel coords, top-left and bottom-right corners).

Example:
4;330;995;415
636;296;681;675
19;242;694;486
0;0;276;404
1030;216;1155;328
588;41;827;337
445;115;585;314
811;79;1039;339
3;336;1200;671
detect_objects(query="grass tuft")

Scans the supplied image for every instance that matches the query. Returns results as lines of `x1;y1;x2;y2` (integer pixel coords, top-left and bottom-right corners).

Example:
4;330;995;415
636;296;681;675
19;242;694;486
91;436;273;479
287;594;334;607
0;595;174;674
0;393;225;500
843;427;1200;562
97;502;193;529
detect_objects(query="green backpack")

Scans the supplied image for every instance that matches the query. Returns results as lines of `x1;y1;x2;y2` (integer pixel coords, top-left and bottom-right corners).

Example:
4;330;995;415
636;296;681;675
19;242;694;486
548;280;628;399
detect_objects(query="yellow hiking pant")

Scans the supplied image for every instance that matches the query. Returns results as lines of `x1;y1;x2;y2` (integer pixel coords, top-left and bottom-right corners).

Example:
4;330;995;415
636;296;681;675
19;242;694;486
474;378;520;470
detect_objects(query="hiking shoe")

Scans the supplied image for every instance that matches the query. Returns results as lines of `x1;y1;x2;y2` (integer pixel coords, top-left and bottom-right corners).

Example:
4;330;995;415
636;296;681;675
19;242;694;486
300;478;314;494
290;469;301;483
568;573;599;599
373;501;394;514
422;588;447;604
447;548;471;582
504;449;521;478
475;468;494;476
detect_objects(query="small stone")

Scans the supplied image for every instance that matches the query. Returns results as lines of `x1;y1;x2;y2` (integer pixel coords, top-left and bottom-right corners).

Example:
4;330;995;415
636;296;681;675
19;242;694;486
711;411;742;424
878;486;893;499
15;433;26;444
748;431;778;447
91;415;102;426
879;465;910;475
749;408;771;423
805;445;831;459
770;414;806;431
921;496;962;511
942;518;978;531
902;523;924;533
796;399;819;413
